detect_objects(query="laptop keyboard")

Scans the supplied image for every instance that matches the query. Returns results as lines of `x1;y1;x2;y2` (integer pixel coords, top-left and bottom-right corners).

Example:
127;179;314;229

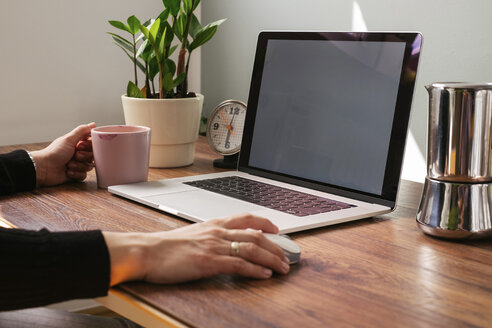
184;176;356;217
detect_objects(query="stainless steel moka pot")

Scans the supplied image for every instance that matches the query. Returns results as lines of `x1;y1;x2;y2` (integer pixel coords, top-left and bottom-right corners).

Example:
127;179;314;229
417;83;492;239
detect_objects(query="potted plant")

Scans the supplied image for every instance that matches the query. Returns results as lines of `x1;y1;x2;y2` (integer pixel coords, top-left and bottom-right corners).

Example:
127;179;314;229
108;0;225;167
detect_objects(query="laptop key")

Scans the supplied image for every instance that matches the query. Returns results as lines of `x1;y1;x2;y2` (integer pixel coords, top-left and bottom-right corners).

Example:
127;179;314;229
184;176;355;217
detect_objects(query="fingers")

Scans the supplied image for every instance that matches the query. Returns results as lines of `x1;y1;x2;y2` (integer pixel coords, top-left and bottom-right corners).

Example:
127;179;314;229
218;213;279;234
64;124;95;182
76;139;93;152
223;229;286;261
67;159;94;173
67;159;93;181
215;256;274;279
74;150;94;162
65;122;96;146
227;240;289;275
67;170;88;181
204;214;289;277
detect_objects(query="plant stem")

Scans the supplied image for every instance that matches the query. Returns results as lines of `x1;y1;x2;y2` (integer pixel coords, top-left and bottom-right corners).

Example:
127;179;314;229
177;49;186;93
145;62;151;98
158;60;164;99
165;16;176;60
182;49;193;96
177;0;196;97
132;34;138;86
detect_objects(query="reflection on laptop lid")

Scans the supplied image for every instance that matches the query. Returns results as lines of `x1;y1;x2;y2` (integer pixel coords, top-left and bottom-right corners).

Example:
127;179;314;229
109;31;423;233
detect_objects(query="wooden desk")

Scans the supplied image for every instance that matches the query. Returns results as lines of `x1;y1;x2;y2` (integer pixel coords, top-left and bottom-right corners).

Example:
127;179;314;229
1;137;491;327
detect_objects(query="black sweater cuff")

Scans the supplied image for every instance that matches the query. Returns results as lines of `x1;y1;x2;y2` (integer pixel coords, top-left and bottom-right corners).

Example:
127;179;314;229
0;150;36;196
0;228;111;311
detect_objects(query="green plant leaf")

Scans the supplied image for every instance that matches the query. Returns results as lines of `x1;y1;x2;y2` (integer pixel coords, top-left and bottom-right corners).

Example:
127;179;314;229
157;8;170;22
139;24;150;42
142;18;153;28
135;31;145;42
189;14;201;39
165;58;176;76
149;18;161;42
173;72;186;87
109;20;130;33
174;13;186;40
163;72;174;92
189;19;226;51
158;26;167;61
108;32;132;46
162;0;181;17
125;52;146;73
183;0;192;13
127;81;143;98
136;19;153;43
140;44;153;62
199;115;207;135
136;39;148;59
112;36;133;53
168;44;178;57
192;0;201;11
149;56;159;80
163;22;174;48
127;15;141;34
114;44;132;58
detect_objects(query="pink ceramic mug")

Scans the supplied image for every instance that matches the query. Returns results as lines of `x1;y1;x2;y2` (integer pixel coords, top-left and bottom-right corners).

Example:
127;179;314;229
91;125;151;188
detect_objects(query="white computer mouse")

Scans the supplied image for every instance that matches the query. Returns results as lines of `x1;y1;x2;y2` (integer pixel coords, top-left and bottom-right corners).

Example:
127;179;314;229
264;233;301;264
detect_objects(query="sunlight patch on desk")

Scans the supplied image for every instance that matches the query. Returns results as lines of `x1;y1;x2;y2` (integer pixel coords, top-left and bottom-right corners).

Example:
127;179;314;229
0;209;16;228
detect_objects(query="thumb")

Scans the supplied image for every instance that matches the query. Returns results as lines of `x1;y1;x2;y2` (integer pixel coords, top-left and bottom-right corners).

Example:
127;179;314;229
64;122;96;145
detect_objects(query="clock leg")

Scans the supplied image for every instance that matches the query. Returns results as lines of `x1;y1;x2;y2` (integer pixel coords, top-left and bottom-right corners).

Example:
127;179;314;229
213;153;239;169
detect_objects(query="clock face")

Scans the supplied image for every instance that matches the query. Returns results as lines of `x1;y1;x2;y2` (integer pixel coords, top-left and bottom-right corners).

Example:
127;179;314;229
207;100;247;155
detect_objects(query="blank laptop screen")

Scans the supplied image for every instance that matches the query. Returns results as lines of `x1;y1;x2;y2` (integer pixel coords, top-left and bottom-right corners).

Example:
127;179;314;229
248;39;406;195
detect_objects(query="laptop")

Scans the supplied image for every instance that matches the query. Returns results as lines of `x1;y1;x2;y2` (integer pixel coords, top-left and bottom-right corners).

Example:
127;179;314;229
109;31;423;234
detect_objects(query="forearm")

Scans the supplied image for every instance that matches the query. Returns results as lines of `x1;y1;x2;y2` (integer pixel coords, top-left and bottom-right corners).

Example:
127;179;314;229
29;150;47;187
102;231;148;286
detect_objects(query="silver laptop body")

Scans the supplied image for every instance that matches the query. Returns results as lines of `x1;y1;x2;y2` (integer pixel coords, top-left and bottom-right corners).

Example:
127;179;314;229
110;31;423;234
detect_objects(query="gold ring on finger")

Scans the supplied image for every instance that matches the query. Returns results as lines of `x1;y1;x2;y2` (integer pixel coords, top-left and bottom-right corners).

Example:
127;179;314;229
230;241;240;256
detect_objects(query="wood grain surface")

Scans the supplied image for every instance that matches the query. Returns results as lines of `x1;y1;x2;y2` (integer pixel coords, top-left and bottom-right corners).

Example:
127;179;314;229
1;137;491;328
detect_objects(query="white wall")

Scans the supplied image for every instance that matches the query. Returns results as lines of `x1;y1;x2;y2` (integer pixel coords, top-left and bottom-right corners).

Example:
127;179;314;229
2;1;491;182
201;0;492;182
0;0;200;146
0;0;201;312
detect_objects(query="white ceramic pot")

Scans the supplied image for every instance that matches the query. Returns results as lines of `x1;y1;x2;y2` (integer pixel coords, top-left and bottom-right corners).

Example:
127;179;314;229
121;94;204;168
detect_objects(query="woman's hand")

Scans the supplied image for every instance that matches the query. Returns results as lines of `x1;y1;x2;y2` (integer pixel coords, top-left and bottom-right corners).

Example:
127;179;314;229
30;123;96;187
104;214;291;286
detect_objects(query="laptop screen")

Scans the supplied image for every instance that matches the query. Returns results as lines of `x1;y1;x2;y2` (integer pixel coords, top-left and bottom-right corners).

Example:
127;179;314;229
239;32;422;205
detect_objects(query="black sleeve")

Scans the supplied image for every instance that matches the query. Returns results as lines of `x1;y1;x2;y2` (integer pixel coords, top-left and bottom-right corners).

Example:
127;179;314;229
0;150;36;196
0;227;111;311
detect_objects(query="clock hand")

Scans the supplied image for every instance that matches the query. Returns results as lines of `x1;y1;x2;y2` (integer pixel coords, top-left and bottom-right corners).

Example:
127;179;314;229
219;109;234;135
229;110;237;129
225;127;231;149
224;111;238;149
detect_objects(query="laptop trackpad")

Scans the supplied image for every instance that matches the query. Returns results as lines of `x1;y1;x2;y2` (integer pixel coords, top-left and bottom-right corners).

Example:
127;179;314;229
143;190;261;220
